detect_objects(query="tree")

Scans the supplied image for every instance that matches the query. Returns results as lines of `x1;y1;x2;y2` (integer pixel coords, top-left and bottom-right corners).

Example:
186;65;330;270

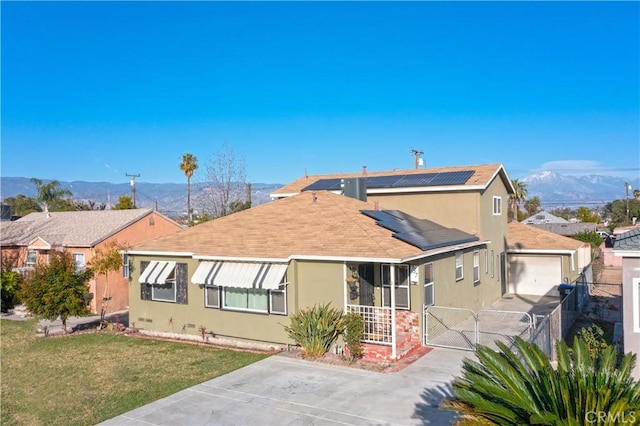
509;179;528;222
18;250;94;332
113;195;135;210
442;336;640;425
201;143;249;218
74;200;107;211
2;194;42;216
523;196;542;217
180;153;199;222
550;207;573;221
605;198;640;227
89;241;126;327
30;178;72;213
576;206;598;223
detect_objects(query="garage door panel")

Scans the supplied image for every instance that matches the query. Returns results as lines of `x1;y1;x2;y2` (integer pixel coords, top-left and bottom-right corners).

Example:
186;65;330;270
508;255;561;296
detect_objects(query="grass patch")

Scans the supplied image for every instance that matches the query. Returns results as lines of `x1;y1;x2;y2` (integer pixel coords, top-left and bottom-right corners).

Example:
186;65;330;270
1;319;268;426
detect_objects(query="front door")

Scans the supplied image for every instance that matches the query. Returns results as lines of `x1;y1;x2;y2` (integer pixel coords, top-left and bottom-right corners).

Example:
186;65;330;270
358;263;375;306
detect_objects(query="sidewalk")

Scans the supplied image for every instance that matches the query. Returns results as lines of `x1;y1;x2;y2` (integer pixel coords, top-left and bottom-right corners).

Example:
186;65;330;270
1;305;129;336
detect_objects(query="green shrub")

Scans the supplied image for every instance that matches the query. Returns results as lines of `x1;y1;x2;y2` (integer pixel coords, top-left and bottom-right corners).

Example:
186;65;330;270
342;312;364;362
577;324;609;360
1;259;22;312
284;303;343;359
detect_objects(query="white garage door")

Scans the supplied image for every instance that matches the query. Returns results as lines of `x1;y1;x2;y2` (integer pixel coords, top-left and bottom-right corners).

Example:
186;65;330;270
508;255;562;296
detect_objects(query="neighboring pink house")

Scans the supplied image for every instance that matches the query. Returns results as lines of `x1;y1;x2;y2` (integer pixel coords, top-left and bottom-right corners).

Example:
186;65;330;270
0;209;183;314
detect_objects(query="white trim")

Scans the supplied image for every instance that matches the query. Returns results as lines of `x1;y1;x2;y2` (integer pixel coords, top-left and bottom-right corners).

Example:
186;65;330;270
634;278;640;333
400;240;490;263
614;250;640;258
128;250;193;257
507;249;577;255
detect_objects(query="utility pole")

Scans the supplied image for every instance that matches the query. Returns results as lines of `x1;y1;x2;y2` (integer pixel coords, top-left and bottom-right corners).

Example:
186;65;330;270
625;182;631;224
126;173;140;208
410;149;424;169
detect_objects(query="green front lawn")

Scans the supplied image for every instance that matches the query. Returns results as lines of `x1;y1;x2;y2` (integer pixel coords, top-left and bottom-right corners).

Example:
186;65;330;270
1;319;268;426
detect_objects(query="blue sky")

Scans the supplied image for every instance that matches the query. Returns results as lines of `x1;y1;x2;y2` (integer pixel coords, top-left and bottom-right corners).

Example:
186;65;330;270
2;1;639;185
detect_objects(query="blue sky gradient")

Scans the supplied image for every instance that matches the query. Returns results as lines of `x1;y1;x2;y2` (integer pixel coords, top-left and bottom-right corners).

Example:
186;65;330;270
2;1;639;184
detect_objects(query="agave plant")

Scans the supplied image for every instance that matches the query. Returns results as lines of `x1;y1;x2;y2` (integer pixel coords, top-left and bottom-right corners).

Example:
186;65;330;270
284;303;343;359
442;336;640;425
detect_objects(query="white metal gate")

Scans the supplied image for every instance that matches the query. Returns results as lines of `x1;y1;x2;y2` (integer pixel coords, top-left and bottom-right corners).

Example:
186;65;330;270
424;305;533;351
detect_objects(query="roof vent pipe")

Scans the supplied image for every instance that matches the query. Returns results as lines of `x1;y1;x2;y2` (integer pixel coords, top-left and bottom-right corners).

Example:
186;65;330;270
362;166;367;176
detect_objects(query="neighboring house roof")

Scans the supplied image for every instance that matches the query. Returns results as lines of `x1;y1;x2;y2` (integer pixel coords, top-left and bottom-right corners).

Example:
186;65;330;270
528;222;597;237
521;211;568;225
0;208;165;248
270;163;513;198
613;227;640;255
130;191;483;262
507;222;586;252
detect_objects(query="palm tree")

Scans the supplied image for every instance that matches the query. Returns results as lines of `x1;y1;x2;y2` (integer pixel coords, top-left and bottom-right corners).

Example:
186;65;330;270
509;179;528;222
442;336;640;425
30;178;72;213
180;153;198;222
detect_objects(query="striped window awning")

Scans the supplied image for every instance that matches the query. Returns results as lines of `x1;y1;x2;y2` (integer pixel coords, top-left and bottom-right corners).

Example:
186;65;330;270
139;261;176;284
191;261;288;290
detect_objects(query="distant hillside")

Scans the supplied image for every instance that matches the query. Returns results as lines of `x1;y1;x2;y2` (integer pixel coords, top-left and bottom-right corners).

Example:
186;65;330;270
0;177;283;217
2;171;638;215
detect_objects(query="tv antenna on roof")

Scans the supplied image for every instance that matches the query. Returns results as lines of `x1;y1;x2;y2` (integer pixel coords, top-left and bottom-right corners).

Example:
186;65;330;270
410;149;424;169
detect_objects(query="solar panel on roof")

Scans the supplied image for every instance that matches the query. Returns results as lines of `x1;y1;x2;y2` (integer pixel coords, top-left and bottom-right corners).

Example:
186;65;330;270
361;209;479;251
302;178;343;191
302;170;474;192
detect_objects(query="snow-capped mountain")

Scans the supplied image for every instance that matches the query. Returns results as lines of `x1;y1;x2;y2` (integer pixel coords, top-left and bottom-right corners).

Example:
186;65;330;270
521;171;640;207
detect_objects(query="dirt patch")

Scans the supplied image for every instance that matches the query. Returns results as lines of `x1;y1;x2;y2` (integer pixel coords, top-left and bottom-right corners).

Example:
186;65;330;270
276;345;433;373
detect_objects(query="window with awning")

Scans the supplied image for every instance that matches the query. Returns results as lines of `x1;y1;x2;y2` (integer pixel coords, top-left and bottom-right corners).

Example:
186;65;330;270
138;261;176;284
192;261;288;290
194;261;288;315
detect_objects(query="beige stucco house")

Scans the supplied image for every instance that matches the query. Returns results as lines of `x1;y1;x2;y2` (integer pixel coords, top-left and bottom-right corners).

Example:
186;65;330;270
507;222;591;296
128;164;514;359
0;209;183;314
613;227;640;379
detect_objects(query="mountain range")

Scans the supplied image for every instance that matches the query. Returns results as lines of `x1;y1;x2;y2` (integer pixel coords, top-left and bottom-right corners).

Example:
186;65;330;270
1;171;638;217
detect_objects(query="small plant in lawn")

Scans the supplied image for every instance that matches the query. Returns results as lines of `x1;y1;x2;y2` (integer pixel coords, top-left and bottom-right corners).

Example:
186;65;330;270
284;303;343;359
342;312;364;362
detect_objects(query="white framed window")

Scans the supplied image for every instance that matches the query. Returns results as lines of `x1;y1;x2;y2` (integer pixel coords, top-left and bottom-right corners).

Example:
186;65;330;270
484;248;488;274
152;280;177;302
491;250;495;278
633;278;640;333
381;264;410;309
424;263;434;306
493;196;502;215
455;252;463;281
223;287;269;312
269;283;287;315
473;251;480;283
26;251;37;267
205;285;220;308
122;253;129;278
73;253;85;270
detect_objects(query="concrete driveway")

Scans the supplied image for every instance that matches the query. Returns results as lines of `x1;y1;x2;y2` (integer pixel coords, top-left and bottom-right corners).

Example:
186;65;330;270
100;347;469;425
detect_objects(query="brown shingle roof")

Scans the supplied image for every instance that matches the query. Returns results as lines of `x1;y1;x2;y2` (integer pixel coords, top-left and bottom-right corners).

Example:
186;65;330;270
271;163;510;197
507;222;585;251
132;191;462;260
1;209;157;247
